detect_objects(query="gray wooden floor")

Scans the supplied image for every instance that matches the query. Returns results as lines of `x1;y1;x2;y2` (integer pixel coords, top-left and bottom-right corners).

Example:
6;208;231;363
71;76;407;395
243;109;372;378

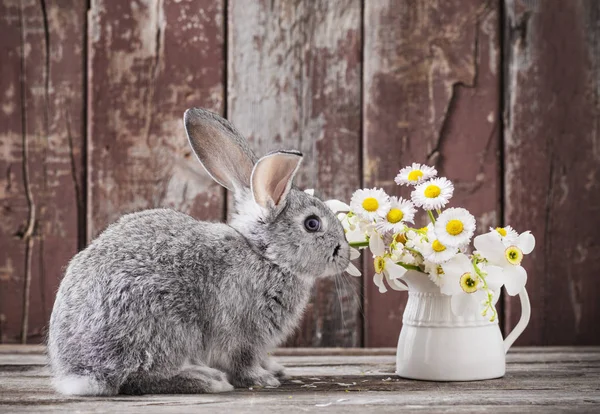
1;346;599;413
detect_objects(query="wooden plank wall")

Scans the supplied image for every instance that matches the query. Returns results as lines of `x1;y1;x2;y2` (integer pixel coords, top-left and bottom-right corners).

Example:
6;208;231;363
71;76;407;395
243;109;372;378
0;0;598;347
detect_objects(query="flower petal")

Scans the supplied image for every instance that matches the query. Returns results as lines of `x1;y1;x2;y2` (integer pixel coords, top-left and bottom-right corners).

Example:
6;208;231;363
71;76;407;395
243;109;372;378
384;259;408;280
440;273;462;295
369;233;385;257
474;232;505;264
345;262;362;277
503;265;527;296
325;199;350;214
386;273;409;291
350;247;361;260
373;272;387;293
516;231;536;255
441;253;471;278
484;265;505;291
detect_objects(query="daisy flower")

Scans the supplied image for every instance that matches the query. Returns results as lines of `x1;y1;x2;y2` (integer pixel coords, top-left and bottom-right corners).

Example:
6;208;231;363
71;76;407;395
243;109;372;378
395;163;437;186
435;207;477;247
440;253;504;317
376;197;416;234
411;177;454;211
350;188;391;221
474;230;535;296
369;233;408;293
488;225;519;246
424;260;445;288
417;225;458;264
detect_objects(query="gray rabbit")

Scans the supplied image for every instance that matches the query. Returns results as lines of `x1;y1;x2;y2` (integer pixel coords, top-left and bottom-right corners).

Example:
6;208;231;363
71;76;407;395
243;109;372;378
47;108;351;396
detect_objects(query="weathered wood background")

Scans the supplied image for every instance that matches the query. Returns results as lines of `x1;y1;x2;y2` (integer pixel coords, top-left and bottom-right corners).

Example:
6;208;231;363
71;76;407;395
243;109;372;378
0;0;598;346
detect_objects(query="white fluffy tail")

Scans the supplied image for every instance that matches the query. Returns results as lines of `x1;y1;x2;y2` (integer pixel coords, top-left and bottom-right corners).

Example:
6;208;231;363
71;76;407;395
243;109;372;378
52;375;116;396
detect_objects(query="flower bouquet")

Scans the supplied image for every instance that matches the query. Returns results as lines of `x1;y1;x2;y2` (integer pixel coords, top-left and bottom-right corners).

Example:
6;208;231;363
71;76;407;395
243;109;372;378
329;163;535;381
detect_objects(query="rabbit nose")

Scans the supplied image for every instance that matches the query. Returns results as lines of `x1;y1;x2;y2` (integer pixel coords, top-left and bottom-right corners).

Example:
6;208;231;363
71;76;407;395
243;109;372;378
332;244;341;257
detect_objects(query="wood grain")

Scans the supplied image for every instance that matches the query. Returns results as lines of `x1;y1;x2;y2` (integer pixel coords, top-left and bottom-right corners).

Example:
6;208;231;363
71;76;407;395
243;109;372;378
87;0;225;238
0;0;86;343
1;347;599;412
228;0;363;346
503;0;600;345
363;0;501;346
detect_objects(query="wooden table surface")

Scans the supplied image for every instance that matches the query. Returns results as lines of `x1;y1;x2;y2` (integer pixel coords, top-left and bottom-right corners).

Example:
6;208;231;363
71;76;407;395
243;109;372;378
1;346;599;413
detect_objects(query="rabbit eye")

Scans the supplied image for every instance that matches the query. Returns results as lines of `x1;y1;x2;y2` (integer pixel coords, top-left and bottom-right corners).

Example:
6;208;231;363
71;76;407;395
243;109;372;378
304;215;321;232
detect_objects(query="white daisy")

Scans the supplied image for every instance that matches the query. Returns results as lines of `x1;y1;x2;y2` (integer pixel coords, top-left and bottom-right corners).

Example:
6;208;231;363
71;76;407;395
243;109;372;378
417;225;458;264
376;197;416;234
411;177;454;211
435;207;477;247
440;253;504;317
474;230;535;296
350;188;391;221
424;260;444;288
395;163;437;186
369;233;408;293
488;225;519;246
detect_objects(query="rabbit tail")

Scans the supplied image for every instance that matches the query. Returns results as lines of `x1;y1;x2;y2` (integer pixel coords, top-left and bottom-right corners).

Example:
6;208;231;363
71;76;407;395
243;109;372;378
52;374;118;396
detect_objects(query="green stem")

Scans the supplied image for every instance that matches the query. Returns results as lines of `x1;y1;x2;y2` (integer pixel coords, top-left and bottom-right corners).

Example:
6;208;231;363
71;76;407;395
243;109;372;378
427;210;436;224
349;241;369;248
397;262;422;272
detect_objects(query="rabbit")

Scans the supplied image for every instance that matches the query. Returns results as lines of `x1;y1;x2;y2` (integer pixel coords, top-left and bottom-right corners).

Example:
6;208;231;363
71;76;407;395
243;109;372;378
47;108;351;396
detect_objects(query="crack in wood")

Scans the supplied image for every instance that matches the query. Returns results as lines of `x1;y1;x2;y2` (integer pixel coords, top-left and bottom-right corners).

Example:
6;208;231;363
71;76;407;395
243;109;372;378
542;139;554;342
426;8;482;167
65;108;85;250
18;0;37;345
142;0;163;148
39;0;51;190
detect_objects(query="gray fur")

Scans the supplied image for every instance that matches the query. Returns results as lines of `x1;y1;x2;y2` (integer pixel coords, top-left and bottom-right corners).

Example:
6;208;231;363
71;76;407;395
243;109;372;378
47;108;350;396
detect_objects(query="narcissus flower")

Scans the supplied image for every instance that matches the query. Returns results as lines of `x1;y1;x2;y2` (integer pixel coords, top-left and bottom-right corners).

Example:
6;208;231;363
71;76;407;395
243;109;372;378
350;188;391;221
411;177;454;211
474;230;535;295
435;207;477;247
325;199;351;214
376;196;416;234
441;253;504;317
369;233;408;293
345;247;362;277
488;225;519;246
395;163;437;186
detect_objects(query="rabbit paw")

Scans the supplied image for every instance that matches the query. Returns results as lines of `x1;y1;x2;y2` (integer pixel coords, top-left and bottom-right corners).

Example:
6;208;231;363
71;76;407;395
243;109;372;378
231;367;281;388
262;357;287;379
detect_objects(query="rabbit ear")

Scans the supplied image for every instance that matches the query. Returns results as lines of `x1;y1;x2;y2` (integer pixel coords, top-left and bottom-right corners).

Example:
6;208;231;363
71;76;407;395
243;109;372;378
184;108;257;191
251;150;303;209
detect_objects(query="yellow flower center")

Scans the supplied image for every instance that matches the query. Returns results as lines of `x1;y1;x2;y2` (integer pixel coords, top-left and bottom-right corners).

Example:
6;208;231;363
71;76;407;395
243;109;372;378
424;184;441;198
432;240;446;252
395;233;407;244
446;219;464;236
460;272;479;293
362;197;379;212
374;256;385;274
505;246;523;265
407;170;424;182
387;208;404;223
496;227;507;237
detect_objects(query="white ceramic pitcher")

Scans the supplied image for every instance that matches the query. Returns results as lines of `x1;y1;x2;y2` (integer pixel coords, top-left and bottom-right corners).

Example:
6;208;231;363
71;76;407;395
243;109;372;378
396;270;531;381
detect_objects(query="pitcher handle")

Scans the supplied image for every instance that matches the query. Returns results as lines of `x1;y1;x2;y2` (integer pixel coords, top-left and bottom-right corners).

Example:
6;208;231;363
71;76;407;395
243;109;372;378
503;287;531;353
